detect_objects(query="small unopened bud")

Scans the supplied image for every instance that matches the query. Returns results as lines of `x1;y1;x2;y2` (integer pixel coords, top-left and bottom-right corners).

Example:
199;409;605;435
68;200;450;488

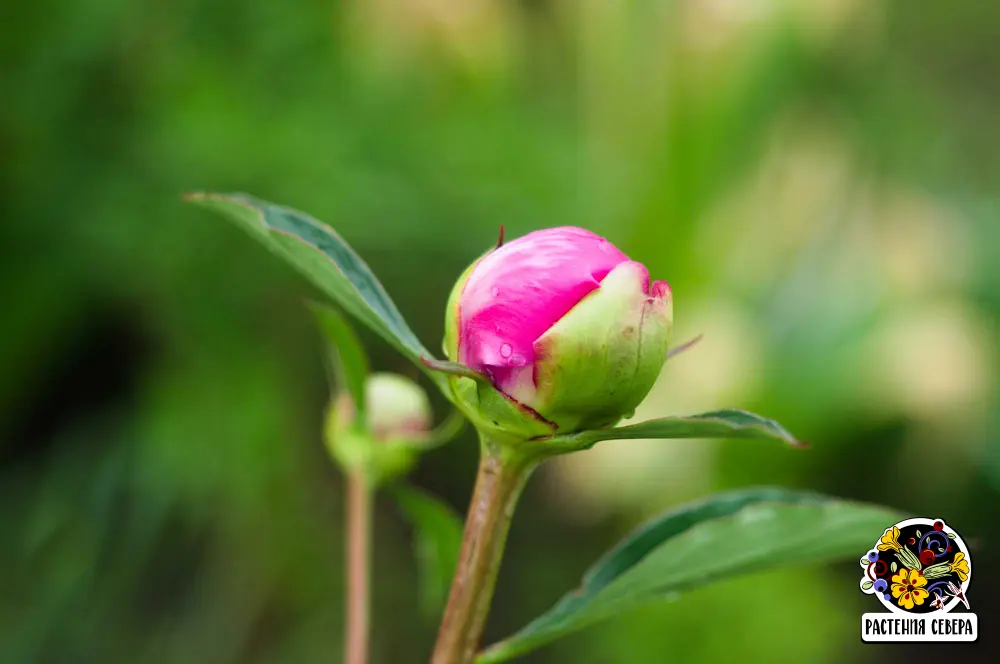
326;373;433;484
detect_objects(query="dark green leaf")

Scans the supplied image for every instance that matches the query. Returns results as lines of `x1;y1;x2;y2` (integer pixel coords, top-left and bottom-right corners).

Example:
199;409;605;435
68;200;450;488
391;484;464;621
541;409;805;452
310;303;369;418
477;488;903;663
186;192;447;390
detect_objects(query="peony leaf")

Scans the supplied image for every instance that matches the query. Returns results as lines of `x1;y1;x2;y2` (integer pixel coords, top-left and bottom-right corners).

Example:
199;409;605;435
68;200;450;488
477;488;903;663
391;484;464;621
186;192;448;392
310;303;369;419
540;409;805;452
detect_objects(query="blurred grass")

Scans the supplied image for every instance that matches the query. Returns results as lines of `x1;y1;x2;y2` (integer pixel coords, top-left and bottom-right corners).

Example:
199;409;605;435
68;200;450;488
1;0;997;662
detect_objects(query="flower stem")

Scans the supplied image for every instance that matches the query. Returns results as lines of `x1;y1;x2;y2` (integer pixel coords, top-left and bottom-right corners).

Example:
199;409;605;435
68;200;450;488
345;472;372;664
431;436;538;664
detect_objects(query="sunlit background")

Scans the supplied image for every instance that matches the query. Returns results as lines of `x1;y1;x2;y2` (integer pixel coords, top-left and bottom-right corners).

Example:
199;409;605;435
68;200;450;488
2;0;997;662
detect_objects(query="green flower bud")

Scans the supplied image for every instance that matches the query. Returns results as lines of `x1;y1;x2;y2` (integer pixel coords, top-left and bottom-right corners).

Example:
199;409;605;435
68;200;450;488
326;373;433;484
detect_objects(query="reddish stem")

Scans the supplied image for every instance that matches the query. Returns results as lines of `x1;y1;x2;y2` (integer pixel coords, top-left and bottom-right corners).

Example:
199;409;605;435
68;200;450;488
345;472;372;664
431;440;537;664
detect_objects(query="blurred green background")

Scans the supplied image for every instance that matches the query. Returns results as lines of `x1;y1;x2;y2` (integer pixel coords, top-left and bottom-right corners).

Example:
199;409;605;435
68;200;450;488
2;0;997;662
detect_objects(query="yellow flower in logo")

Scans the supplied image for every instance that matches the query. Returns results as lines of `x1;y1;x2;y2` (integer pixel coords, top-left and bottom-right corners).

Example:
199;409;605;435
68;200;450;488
950;552;969;582
891;568;929;610
878;526;902;552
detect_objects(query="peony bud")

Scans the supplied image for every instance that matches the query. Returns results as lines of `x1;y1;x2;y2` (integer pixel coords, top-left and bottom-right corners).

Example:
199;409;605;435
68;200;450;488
326;373;433;483
444;227;672;434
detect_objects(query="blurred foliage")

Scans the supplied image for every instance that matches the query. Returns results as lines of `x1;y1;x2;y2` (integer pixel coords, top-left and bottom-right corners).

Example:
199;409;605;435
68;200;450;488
1;0;997;662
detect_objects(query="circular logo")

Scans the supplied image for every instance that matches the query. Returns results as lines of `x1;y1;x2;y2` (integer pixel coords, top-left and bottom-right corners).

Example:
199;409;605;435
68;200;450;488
860;517;971;614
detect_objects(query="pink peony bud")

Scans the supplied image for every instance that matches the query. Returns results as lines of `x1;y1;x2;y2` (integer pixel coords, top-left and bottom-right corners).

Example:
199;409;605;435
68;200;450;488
444;227;672;434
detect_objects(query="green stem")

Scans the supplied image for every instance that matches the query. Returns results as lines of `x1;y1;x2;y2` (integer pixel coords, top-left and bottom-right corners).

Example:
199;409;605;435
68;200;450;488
431;435;538;664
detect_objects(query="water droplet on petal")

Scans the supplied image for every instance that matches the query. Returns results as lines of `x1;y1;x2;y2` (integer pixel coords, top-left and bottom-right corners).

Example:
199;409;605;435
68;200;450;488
492;287;500;297
499;343;512;359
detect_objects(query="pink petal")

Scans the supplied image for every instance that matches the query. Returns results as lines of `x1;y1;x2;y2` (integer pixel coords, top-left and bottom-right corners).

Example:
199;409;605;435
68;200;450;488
650;280;670;301
458;227;630;378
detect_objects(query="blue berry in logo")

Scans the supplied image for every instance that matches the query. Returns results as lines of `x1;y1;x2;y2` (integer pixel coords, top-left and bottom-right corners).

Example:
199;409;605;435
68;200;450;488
884;593;892;601
874;579;887;593
867;550;879;562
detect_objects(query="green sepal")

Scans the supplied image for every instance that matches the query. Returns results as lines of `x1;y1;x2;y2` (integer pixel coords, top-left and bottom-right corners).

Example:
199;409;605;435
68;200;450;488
446;375;556;445
526;261;673;432
324;408;420;488
323;412;374;478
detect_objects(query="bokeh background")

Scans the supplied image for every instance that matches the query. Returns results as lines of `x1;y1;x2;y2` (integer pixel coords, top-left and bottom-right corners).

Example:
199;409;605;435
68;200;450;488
2;0;997;662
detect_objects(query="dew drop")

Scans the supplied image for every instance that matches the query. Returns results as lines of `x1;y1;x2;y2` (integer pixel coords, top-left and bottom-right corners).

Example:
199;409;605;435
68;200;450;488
492;287;500;297
499;343;512;359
